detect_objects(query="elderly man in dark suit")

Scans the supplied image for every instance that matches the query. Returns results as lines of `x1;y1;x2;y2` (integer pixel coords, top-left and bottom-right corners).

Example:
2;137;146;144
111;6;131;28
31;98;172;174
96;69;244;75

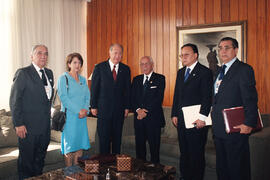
171;43;213;180
131;56;165;164
90;43;131;154
211;37;258;180
9;44;54;179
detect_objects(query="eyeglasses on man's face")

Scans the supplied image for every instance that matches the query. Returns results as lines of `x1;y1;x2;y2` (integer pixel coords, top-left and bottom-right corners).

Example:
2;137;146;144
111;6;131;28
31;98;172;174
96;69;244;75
218;46;234;51
179;53;193;59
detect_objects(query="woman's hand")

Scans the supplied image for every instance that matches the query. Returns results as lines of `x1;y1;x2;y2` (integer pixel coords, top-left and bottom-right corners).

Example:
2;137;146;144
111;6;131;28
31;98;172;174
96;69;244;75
79;109;88;118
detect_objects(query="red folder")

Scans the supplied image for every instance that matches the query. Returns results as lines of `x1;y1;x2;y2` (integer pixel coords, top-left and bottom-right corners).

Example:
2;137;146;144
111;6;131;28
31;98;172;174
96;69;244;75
222;106;263;133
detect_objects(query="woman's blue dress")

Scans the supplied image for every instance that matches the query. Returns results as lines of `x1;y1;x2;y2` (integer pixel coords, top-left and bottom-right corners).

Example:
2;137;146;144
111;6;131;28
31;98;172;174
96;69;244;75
57;72;91;154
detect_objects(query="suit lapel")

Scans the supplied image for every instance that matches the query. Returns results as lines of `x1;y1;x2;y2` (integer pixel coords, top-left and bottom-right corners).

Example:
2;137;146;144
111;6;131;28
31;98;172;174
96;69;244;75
105;60;115;82
29;64;48;100
179;67;186;84
45;68;53;87
148;72;156;86
143;73;154;98
138;75;144;97
45;68;54;101
29;64;43;85
117;63;124;81
185;62;200;83
216;59;241;96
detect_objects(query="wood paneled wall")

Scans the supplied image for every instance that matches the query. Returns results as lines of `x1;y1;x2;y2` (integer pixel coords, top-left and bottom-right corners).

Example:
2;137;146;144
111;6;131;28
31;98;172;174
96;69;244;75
87;0;270;114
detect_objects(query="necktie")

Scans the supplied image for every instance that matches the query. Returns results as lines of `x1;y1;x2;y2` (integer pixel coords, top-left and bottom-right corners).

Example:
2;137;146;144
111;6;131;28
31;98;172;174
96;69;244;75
184;68;190;82
112;65;117;81
144;76;149;90
40;69;48;86
218;65;227;80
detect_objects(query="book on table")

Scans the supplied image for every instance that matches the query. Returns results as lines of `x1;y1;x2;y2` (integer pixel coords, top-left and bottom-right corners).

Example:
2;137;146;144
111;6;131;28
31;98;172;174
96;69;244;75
182;105;212;129
222;106;263;133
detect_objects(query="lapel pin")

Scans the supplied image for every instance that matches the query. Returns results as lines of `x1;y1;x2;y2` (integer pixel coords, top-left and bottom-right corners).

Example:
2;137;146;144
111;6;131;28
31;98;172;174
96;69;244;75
192;74;196;76
49;79;52;82
150;81;153;84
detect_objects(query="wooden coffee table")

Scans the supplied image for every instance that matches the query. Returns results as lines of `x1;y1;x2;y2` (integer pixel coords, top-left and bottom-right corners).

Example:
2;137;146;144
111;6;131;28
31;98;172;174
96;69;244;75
27;155;176;180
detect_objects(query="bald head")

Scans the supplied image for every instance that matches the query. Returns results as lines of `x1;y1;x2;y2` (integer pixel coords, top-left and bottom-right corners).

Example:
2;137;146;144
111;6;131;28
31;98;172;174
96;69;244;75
139;56;154;75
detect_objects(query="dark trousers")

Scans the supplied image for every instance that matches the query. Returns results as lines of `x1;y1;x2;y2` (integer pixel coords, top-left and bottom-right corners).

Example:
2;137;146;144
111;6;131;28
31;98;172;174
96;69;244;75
135;119;161;163
97;113;124;154
214;135;251;180
177;123;208;180
18;133;50;180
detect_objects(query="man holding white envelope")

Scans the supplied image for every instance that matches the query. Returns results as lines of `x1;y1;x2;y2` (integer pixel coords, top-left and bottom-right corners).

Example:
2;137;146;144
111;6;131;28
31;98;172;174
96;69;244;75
171;43;213;180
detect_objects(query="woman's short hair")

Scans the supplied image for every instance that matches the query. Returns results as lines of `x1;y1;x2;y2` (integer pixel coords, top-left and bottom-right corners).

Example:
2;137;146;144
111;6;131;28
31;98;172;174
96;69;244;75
66;53;83;71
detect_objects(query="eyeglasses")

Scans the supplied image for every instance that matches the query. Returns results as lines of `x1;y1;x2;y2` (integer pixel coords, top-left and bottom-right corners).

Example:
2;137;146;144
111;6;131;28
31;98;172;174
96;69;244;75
218;46;234;51
179;53;191;58
140;62;151;66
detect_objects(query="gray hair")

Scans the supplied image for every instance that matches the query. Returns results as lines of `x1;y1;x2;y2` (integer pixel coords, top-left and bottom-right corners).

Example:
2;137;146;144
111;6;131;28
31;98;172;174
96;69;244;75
31;44;48;55
109;43;123;53
140;56;154;64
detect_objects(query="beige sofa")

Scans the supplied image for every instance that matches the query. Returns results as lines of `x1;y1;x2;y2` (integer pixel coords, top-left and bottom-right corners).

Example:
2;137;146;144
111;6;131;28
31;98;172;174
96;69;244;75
0;109;98;179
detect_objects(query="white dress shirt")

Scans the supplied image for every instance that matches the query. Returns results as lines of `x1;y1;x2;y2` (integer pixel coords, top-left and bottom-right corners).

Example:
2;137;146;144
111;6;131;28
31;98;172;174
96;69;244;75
143;71;153;84
214;57;237;94
109;59;119;74
185;61;197;74
32;62;52;100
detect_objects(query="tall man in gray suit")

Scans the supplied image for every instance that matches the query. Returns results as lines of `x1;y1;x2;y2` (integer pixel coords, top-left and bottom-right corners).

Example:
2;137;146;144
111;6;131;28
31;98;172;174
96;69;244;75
10;45;54;179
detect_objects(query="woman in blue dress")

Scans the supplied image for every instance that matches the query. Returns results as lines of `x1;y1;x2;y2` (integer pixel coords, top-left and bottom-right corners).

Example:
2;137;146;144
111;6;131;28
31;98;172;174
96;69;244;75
57;53;90;166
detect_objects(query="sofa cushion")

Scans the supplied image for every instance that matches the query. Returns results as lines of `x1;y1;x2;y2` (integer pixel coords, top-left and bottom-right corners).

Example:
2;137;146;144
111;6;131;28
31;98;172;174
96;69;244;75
0;109;6;116
0;146;18;163
51;130;62;143
162;107;178;139
0;115;18;148
86;116;97;143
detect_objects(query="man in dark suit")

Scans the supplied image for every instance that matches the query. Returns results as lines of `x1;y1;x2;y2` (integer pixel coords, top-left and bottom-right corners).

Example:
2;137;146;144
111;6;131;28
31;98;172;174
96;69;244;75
211;37;258;180
90;43;131;154
9;44;54;179
131;56;165;164
171;43;213;180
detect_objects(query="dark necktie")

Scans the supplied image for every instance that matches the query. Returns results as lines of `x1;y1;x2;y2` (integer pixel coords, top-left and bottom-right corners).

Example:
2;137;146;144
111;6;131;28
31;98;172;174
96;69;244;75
112;65;117;81
40;69;48;86
218;65;227;80
184;68;190;82
144;76;149;90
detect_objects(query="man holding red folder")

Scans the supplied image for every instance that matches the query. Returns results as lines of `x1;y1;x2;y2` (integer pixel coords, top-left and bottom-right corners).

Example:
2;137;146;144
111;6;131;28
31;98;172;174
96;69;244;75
211;37;258;180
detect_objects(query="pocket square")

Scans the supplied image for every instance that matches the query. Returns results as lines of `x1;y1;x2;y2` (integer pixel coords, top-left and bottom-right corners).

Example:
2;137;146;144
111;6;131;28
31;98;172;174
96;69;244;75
150;86;157;88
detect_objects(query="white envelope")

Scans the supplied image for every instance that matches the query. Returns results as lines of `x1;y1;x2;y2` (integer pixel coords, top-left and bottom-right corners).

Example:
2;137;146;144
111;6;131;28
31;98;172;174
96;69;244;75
182;105;212;129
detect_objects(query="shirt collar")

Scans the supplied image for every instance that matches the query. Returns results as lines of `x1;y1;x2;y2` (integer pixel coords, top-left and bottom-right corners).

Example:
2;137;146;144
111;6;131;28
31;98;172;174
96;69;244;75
32;62;44;73
109;59;119;70
144;71;153;79
223;57;237;74
186;61;198;73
